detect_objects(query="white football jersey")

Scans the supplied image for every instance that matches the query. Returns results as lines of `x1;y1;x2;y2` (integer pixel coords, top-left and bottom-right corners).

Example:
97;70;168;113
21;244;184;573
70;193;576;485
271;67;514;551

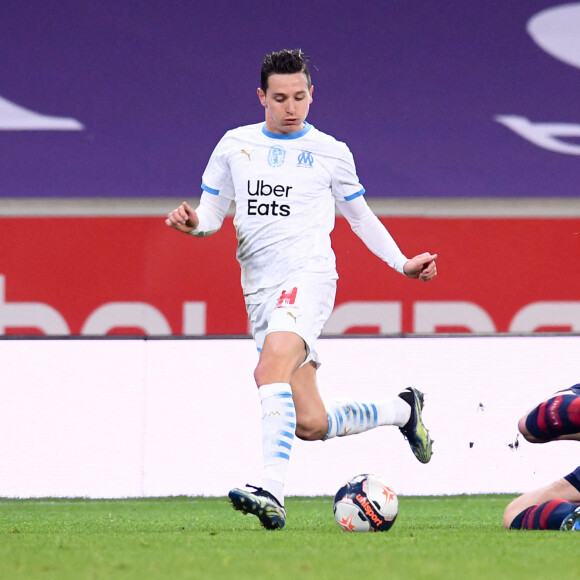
201;122;364;296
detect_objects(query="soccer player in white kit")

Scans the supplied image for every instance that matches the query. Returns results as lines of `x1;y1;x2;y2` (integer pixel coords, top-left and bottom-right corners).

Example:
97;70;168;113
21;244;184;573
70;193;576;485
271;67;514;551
166;49;438;530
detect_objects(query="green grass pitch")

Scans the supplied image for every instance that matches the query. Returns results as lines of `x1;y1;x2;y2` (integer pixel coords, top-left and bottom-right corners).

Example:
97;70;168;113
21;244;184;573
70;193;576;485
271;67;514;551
0;495;577;579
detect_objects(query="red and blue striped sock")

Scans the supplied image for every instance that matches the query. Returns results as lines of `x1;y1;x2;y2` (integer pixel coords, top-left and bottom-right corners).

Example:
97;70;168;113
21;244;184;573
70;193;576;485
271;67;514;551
525;385;580;441
510;499;575;530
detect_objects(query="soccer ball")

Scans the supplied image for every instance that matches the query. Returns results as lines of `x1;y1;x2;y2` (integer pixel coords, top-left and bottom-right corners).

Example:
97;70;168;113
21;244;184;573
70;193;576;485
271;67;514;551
333;474;398;532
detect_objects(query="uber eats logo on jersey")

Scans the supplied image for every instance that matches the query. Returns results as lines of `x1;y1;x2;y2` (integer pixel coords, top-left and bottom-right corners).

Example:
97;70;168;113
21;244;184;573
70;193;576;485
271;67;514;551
247;180;291;216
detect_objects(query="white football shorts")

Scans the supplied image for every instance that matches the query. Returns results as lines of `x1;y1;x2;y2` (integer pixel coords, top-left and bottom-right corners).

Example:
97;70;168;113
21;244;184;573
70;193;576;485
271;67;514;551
245;273;337;367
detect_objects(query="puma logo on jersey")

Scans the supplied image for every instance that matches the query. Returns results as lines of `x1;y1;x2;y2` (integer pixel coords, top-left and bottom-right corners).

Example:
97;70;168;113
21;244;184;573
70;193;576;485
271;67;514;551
241;149;253;161
286;312;300;323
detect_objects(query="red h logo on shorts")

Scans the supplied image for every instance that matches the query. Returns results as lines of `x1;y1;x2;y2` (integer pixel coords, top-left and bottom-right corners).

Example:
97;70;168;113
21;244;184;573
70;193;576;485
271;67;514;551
276;287;298;307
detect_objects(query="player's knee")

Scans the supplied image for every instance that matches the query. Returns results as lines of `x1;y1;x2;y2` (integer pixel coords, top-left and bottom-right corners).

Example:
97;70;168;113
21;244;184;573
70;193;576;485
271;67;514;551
253;342;305;386
518;415;533;441
253;363;268;387
502;503;516;529
253;359;289;387
518;414;546;443
295;413;328;441
295;424;326;441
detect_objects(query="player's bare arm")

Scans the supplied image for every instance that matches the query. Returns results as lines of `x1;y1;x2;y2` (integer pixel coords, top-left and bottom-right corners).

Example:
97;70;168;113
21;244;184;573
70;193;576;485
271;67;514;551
404;252;438;281
165;201;199;233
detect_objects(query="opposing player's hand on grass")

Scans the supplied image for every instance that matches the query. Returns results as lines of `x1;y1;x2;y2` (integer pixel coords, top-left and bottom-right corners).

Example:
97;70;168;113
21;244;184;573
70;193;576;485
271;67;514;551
165;201;199;233
404;252;438;282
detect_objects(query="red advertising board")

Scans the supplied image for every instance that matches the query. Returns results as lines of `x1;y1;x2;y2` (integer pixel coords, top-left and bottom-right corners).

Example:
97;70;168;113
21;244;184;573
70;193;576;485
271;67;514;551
0;216;579;335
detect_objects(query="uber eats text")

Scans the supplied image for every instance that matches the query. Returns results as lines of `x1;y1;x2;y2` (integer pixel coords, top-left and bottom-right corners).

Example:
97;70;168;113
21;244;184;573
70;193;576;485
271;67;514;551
247;180;291;216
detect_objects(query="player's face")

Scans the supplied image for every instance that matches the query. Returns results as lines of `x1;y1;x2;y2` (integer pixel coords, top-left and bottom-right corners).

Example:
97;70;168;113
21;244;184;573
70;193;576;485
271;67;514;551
258;72;313;135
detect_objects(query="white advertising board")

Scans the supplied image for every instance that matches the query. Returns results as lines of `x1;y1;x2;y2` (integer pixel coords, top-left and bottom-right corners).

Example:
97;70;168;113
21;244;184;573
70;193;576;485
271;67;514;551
0;336;578;498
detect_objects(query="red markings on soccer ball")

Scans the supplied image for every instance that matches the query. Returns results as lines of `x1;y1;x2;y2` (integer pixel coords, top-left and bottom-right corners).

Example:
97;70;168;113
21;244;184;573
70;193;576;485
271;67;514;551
379;483;397;505
338;513;357;532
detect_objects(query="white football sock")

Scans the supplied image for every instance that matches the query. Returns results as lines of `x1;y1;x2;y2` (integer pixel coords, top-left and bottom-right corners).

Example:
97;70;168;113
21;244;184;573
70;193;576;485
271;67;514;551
259;382;295;506
324;397;410;440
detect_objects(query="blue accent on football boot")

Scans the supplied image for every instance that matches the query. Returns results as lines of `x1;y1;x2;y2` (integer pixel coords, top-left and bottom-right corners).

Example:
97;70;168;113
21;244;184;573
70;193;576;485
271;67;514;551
560;506;580;531
228;485;286;530
398;387;433;464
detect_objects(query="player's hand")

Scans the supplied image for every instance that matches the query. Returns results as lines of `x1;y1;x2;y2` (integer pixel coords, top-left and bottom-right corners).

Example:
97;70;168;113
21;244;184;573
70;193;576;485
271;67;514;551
165;201;199;233
403;252;438;281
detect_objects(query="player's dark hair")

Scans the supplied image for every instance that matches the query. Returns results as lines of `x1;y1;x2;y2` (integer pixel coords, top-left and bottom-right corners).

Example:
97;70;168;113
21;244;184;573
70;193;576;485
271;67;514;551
260;49;312;93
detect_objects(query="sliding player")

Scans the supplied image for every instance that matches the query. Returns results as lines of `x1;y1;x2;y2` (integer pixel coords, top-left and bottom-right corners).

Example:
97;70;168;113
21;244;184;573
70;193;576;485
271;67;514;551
504;384;580;530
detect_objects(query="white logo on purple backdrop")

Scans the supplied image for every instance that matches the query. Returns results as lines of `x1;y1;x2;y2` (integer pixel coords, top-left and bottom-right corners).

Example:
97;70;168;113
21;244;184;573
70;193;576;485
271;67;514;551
496;3;580;155
0;95;83;131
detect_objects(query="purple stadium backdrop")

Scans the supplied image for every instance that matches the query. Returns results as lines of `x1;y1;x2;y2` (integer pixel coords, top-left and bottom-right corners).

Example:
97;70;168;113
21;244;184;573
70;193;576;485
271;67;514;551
1;0;579;200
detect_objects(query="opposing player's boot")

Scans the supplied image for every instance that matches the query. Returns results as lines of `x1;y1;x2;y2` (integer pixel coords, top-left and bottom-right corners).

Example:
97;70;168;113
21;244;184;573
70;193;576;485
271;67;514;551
228;485;286;530
560;506;580;531
555;384;580;397
398;387;433;464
